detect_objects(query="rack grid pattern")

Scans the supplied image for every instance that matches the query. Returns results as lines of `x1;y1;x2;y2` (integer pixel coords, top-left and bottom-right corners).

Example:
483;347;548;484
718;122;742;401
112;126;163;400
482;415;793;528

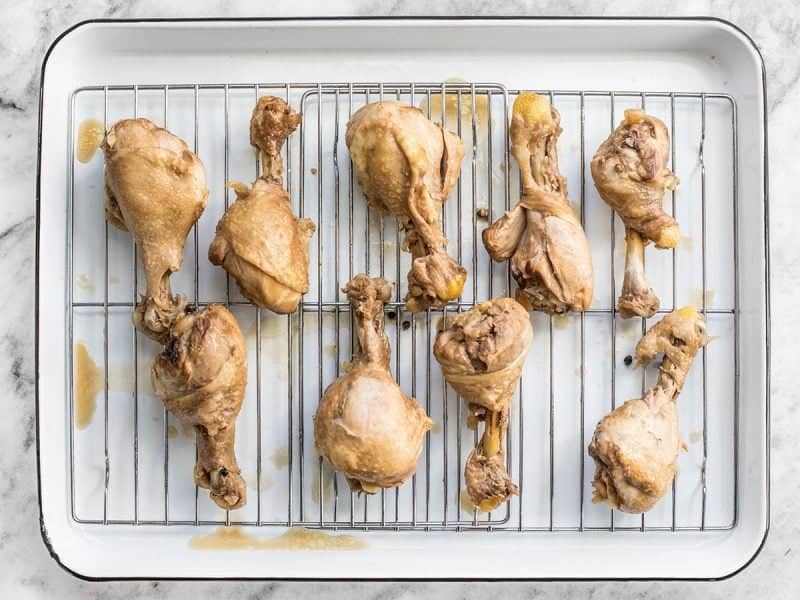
67;81;738;532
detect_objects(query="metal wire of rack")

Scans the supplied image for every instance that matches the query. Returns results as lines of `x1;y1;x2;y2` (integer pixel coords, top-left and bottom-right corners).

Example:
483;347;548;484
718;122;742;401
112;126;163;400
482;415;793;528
66;81;738;532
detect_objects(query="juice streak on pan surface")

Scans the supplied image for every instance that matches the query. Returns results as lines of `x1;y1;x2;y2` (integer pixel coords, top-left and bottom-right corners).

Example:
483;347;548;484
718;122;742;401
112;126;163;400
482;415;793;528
74;342;103;429
190;527;366;550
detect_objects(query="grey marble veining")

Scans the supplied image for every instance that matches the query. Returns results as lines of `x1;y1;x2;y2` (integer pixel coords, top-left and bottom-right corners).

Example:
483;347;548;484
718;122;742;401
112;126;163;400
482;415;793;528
1;0;796;597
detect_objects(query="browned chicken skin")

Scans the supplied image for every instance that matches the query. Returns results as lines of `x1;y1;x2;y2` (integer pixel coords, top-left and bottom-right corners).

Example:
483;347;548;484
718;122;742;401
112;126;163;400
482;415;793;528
346;101;467;312
483;93;594;315
103;118;208;342
434;298;532;512
591;109;680;319
314;275;432;493
152;305;248;510
209;96;315;313
588;307;709;513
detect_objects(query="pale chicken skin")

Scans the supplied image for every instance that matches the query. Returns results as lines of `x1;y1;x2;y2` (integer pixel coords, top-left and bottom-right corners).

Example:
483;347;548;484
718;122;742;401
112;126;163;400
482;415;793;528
434;298;532;512
591;109;679;319
152;304;248;510
346;100;467;312
483;93;594;315
209;96;315;313
588;307;709;513
314;275;432;493
103;118;208;342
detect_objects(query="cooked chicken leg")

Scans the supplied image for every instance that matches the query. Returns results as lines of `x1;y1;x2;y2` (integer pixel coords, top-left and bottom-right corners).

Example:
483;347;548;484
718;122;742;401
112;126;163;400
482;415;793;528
346;100;467;312
588;307;709;513
103;118;208;342
434;298;532;512
314;275;432;493
591;109;679;319
209;96;315;313
483;92;594;315
152;304;248;510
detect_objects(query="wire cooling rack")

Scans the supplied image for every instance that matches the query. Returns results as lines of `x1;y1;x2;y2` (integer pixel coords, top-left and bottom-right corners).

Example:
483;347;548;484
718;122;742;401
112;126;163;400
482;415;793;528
67;81;738;532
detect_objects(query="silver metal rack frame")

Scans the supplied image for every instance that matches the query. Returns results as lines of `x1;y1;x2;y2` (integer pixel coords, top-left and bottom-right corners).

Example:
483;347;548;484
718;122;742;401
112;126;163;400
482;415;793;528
66;81;738;532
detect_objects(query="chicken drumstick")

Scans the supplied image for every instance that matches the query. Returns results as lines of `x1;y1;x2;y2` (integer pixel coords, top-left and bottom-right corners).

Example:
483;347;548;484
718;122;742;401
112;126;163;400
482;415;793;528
483;92;594;315
103;118;208;342
434;298;532;512
209;96;315;314
346;101;467;312
591;109;679;319
314;275;432;493
152;304;248;510
588;307;709;513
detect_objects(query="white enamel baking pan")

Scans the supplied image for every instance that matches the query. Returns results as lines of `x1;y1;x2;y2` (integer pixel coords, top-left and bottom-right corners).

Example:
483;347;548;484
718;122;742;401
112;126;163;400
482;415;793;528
36;17;769;580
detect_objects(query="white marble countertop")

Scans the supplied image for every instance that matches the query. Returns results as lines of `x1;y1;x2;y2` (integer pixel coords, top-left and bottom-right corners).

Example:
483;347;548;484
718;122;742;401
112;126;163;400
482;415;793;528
1;0;794;597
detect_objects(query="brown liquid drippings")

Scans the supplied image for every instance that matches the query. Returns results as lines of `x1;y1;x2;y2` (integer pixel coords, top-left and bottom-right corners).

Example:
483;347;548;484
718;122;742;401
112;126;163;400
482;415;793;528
311;465;335;504
419;77;490;126
74;342;102;429
245;314;292;380
190;526;366;551
76;118;105;163
271;447;290;469
76;274;95;293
